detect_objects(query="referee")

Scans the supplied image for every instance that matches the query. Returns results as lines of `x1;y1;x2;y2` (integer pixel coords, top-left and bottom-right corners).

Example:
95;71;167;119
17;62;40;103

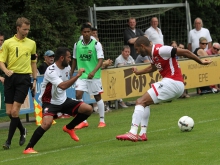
0;17;37;150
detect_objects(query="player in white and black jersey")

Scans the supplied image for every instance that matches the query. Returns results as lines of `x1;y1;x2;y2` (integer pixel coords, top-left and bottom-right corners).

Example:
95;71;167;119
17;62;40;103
23;47;93;154
116;36;212;142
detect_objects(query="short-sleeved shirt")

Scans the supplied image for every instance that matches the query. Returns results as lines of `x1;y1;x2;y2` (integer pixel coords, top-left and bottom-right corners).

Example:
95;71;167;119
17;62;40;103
38;63;71;105
124;27;144;60
0;35;36;73
73;38;104;79
135;55;151;63
150;44;183;82
188;28;212;52
145;26;164;45
114;54;135;67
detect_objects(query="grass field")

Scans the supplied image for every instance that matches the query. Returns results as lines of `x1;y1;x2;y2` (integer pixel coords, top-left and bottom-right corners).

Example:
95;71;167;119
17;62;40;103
0;93;220;165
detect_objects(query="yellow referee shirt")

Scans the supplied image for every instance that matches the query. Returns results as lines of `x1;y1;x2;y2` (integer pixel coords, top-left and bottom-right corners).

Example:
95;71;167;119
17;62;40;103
0;35;36;74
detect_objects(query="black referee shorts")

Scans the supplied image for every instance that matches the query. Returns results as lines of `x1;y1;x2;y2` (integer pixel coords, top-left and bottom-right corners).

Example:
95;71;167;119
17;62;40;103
4;73;31;104
42;98;83;119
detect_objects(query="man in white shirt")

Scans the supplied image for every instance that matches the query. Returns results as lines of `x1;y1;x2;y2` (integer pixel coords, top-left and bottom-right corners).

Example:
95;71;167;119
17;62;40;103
145;17;164;45
188;17;212;52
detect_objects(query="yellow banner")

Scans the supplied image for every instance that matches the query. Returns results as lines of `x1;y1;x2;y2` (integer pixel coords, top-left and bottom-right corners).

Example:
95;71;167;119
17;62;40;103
101;56;220;101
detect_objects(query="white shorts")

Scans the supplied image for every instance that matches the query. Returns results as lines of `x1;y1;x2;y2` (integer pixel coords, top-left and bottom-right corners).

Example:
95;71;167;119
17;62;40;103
148;78;184;104
75;79;103;95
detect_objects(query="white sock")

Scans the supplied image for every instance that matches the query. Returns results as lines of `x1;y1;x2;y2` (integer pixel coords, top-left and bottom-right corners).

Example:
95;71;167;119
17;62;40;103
129;105;144;135
76;99;87;123
139;106;150;135
97;99;105;123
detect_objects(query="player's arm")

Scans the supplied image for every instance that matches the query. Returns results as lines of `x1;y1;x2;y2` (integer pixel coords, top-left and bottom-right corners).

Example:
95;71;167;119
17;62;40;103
132;64;157;75
0;62;13;77
176;48;212;65
70;43;77;78
31;61;37;95
128;37;138;44
88;42;103;79
58;68;85;90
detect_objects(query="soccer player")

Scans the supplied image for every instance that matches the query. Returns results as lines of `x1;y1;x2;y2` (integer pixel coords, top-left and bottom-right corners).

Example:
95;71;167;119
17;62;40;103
23;47;93;154
116;36;212;142
70;23;105;129
0;17;37;149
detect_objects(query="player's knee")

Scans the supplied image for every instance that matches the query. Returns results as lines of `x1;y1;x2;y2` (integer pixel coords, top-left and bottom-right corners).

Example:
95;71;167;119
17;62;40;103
41;117;53;130
10;109;19;117
78;103;93;115
136;98;144;106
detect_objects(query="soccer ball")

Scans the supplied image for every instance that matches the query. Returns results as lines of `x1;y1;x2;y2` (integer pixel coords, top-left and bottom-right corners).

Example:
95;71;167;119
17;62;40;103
178;116;194;132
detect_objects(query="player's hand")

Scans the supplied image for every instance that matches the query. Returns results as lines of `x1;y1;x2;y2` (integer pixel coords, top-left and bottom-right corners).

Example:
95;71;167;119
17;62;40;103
77;68;85;77
88;72;95;79
200;58;213;65
31;81;36;97
5;70;13;77
132;67;138;74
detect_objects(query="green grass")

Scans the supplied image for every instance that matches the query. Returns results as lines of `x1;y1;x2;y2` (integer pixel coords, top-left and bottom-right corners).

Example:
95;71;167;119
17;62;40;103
0;93;220;165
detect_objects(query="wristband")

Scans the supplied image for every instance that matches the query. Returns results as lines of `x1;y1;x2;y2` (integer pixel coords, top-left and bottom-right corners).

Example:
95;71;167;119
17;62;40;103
33;78;37;81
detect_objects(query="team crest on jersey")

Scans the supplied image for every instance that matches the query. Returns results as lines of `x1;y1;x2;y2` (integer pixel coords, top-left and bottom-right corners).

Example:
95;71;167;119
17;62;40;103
154;56;159;61
88;50;92;55
44;108;49;113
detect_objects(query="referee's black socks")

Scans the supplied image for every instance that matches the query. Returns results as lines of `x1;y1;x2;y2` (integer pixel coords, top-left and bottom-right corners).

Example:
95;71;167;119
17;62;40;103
7;117;19;144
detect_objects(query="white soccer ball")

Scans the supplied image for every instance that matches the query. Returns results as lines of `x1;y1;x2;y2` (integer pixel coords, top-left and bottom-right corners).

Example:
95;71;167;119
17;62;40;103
178;116;194;132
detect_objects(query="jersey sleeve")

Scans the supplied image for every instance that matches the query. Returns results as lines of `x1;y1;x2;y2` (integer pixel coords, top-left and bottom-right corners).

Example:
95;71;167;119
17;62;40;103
73;43;77;59
95;42;104;59
158;46;174;59
44;68;63;87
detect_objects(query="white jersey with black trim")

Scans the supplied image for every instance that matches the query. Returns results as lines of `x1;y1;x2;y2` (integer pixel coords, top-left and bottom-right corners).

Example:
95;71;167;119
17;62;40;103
38;63;71;105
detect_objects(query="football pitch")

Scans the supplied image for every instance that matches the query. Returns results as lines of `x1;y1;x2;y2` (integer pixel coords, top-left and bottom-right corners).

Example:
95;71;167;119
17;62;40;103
0;93;220;165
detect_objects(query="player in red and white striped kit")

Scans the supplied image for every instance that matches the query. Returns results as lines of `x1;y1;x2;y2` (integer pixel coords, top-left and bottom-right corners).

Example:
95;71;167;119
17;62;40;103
116;36;212;142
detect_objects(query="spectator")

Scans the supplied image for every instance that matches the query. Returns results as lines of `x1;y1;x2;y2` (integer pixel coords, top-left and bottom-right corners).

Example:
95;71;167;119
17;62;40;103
115;45;135;67
124;17;147;60
37;50;55;75
0;17;37;150
206;42;220;55
91;27;99;41
145;17;164;45
188;17;212;52
170;41;178;48
70;23;106;129
115;45;136;108
194;37;217;94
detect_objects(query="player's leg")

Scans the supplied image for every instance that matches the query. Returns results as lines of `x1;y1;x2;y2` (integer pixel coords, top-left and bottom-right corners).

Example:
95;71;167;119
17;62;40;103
116;91;154;142
62;99;93;140
138;106;150;141
3;74;29;150
23;103;58;154
88;79;105;127
23;115;54;154
74;79;89;129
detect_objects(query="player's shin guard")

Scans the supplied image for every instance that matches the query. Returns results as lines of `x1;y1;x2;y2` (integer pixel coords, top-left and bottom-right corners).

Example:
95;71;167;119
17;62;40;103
129;105;145;135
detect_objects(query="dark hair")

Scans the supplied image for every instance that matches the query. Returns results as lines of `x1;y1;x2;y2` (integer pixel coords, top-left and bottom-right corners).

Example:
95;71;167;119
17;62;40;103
92;27;98;31
135;36;151;47
54;47;70;61
81;23;92;31
0;32;4;37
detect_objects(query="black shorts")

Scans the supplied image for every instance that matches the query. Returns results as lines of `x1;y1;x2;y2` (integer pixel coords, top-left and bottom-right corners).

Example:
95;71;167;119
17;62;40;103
4;73;31;104
42;98;83;119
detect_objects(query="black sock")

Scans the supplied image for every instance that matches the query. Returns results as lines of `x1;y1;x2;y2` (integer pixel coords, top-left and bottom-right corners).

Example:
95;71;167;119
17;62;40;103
7;117;19;144
66;113;90;130
25;126;46;150
8;115;24;135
